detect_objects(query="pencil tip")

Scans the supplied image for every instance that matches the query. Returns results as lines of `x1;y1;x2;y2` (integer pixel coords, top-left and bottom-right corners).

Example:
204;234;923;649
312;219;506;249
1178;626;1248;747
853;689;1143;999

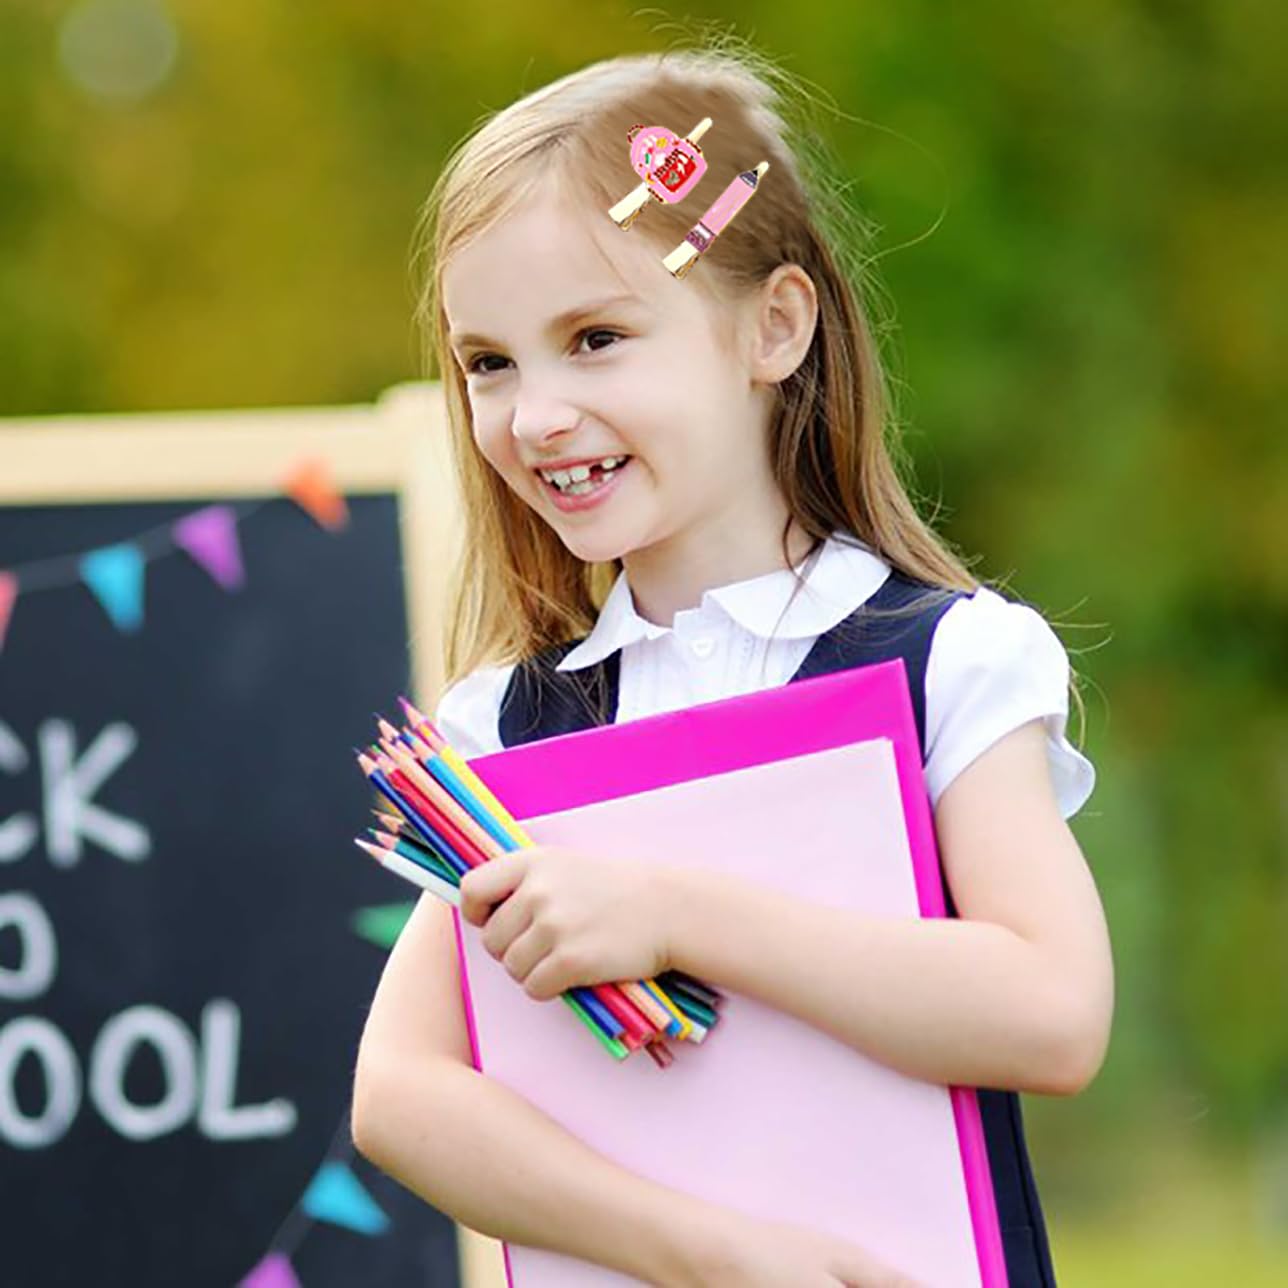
400;695;429;726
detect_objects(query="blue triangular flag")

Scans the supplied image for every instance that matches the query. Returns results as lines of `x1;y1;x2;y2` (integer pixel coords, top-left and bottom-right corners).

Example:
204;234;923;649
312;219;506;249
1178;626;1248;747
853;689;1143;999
80;543;145;633
300;1160;390;1236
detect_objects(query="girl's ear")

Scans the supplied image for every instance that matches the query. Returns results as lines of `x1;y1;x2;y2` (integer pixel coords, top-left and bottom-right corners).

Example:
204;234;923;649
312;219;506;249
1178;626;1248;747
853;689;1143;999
748;264;819;385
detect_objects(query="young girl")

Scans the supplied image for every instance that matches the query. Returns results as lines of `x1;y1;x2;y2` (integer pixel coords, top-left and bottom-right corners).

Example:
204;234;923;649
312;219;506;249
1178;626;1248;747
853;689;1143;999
353;44;1114;1287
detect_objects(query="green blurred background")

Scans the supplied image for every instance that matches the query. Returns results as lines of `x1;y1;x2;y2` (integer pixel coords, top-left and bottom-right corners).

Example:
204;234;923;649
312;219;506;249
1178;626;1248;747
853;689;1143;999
3;2;1285;1282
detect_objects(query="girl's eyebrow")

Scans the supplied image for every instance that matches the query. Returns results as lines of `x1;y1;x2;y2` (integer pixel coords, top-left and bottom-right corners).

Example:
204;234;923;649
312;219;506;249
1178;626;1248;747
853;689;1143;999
448;292;647;352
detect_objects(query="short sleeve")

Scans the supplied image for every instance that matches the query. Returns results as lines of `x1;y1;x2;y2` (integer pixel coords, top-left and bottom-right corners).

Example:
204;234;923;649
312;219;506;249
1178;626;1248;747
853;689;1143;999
924;587;1095;819
432;662;515;760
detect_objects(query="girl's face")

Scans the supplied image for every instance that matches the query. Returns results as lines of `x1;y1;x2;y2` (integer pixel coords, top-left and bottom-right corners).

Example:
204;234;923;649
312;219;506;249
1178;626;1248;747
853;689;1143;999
442;189;781;572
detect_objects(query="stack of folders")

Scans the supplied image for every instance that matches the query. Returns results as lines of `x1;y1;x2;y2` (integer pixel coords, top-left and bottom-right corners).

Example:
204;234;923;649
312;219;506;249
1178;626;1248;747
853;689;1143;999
353;698;725;1069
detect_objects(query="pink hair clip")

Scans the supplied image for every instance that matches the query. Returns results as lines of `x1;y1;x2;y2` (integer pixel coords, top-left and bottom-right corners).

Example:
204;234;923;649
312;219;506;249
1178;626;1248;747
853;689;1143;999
608;117;713;230
662;162;769;279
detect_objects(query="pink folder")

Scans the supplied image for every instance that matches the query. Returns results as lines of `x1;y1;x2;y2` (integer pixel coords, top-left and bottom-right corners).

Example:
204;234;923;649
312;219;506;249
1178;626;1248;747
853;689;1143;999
452;659;1007;1286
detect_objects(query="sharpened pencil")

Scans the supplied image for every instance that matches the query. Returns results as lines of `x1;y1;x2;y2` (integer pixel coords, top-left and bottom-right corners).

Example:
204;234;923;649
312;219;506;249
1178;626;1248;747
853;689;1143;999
355;703;727;1064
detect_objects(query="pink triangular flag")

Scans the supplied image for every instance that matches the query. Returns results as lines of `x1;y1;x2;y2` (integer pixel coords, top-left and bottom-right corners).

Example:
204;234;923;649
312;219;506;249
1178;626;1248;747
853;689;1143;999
238;1252;301;1288
0;574;15;654
173;505;246;591
0;572;16;652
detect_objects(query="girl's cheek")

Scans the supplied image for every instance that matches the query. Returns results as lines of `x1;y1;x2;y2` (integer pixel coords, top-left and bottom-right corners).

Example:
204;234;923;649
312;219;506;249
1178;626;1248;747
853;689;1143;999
470;412;508;470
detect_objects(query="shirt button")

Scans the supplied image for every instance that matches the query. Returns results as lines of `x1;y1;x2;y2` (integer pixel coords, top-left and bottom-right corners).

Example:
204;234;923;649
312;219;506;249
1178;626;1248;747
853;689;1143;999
690;636;716;660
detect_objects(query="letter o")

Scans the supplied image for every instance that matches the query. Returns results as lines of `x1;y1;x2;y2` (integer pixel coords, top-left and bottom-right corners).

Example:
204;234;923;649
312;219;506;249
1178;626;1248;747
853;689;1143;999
89;1006;197;1141
0;892;57;1001
0;1016;81;1148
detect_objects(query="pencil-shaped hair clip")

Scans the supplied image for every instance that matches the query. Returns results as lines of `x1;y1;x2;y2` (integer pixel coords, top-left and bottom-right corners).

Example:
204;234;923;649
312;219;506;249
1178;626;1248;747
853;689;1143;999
608;117;713;230
662;162;769;279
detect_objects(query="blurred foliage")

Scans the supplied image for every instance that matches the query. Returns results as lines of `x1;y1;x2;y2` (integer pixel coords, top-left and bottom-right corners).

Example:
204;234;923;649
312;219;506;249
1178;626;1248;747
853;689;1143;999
2;0;1285;1264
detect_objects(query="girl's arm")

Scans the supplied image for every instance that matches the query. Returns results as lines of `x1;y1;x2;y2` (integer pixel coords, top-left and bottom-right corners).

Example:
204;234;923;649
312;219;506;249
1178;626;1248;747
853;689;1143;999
660;718;1115;1095
353;893;707;1282
352;891;896;1285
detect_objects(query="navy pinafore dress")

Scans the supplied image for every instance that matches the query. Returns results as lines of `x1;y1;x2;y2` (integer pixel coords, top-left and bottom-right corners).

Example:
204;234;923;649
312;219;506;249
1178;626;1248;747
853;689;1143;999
496;568;1057;1286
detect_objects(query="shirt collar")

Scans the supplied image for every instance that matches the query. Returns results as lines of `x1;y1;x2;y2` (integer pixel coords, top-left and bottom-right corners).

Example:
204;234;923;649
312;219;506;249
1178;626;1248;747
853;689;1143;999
556;532;891;672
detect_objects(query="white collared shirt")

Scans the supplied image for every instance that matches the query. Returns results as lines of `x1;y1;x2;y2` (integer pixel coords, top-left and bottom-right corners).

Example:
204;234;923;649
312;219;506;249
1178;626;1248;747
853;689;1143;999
435;533;1096;819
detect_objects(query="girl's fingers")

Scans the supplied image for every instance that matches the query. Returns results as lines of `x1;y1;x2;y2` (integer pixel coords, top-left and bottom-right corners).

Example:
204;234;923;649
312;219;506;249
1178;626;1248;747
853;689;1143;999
838;1262;922;1288
459;853;529;925
516;940;572;1001
502;922;554;989
480;891;533;960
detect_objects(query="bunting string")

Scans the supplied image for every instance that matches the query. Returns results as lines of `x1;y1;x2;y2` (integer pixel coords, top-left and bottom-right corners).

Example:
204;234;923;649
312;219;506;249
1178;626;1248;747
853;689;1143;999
3;501;266;592
3;455;406;1279
0;458;349;654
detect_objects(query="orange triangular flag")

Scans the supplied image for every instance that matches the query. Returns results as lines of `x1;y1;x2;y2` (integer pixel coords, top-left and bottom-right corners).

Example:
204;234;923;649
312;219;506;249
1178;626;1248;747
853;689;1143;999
0;571;16;652
285;458;349;531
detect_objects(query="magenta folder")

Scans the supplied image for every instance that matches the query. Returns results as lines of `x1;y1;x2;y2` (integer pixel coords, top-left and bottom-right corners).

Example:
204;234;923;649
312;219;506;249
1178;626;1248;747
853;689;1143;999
451;659;1007;1286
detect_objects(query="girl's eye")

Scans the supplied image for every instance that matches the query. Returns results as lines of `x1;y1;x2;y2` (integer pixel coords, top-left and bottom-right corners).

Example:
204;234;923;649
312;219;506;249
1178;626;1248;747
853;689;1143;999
580;327;623;354
464;328;623;377
466;352;508;376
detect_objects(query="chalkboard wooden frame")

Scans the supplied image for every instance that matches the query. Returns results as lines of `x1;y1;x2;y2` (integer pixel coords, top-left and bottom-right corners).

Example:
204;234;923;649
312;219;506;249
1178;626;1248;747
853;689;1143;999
0;381;456;709
0;381;512;1288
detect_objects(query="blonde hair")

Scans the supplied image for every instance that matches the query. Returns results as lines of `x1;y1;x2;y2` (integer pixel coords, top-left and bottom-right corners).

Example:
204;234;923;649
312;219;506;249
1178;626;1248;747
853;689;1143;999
414;39;1087;741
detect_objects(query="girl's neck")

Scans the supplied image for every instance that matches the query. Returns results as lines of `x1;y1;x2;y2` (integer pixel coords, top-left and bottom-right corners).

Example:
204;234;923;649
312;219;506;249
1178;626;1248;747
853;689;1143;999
622;518;819;627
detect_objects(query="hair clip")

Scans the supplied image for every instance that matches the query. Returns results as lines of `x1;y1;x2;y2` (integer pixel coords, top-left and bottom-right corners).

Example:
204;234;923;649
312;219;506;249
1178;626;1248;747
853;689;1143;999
662;162;769;279
608;117;713;230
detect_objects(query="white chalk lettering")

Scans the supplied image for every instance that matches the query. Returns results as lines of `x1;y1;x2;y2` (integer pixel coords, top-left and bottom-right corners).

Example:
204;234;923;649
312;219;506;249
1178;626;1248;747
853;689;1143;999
0;718;298;1151
0;1000;299;1148
43;720;151;866
199;999;298;1139
0;1016;81;1148
89;1005;198;1140
0;721;38;862
0;892;57;1001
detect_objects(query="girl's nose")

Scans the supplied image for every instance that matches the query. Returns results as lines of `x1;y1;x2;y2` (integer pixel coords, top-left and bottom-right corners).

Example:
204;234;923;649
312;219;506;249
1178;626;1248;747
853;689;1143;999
509;386;581;448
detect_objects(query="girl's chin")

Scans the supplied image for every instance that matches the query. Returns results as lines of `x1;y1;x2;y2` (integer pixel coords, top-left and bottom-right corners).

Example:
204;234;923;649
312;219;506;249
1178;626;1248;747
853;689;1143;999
560;530;636;565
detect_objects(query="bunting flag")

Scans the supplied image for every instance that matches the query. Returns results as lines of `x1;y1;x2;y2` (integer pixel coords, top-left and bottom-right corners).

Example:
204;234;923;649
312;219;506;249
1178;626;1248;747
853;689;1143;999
174;504;246;590
300;1160;391;1235
350;902;416;950
237;1252;303;1288
80;543;146;632
0;571;16;652
5;464;411;1284
0;457;350;650
285;458;350;532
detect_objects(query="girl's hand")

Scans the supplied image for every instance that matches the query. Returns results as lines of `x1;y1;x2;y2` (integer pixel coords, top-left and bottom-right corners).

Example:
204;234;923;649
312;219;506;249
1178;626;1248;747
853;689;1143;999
458;845;674;1000
683;1207;923;1288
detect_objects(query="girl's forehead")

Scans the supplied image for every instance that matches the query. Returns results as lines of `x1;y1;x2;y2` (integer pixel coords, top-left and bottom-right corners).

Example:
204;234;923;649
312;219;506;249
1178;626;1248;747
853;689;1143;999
446;192;656;298
443;191;711;339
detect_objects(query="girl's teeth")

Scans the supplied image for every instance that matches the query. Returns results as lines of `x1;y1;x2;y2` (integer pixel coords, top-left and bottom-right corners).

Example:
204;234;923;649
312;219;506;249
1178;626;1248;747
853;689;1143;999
545;457;630;493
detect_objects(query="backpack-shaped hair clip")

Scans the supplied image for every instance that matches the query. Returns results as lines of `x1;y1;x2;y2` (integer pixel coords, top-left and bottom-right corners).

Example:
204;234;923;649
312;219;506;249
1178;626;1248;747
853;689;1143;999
608;117;713;230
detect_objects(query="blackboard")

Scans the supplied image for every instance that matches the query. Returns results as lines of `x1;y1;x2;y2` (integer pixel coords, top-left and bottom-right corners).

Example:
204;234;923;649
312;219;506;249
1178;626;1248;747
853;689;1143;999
0;495;460;1287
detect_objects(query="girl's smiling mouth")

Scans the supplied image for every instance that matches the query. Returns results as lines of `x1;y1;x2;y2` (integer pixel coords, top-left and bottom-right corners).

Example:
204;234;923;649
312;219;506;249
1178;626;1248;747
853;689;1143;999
536;455;634;511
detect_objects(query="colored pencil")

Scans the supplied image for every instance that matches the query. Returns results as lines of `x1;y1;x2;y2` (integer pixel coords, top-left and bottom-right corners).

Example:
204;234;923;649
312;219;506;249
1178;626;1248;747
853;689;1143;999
354;705;726;1063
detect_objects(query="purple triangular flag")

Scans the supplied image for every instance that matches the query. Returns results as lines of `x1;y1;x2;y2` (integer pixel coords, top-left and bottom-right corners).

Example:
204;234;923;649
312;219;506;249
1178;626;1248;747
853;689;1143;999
173;505;245;591
238;1252;301;1288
